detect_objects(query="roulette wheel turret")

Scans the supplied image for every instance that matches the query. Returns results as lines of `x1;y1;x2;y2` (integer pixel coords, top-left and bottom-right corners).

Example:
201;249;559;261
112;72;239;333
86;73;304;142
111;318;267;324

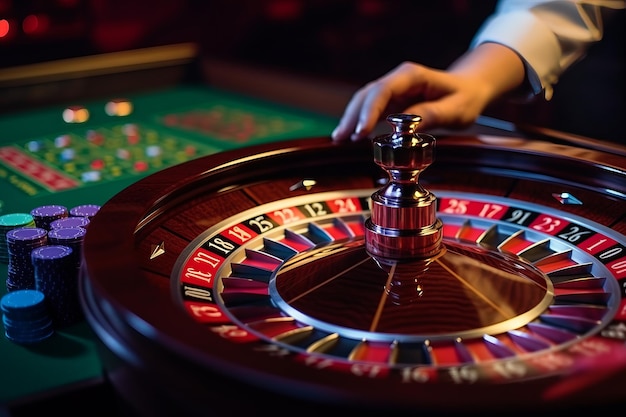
79;114;626;416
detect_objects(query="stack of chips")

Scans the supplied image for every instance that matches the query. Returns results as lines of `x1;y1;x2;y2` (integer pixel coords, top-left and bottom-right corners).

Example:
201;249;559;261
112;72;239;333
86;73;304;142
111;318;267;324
0;213;36;264
1;289;54;344
1;202;100;343
5;227;48;292
30;205;69;230
32;245;83;328
47;227;86;269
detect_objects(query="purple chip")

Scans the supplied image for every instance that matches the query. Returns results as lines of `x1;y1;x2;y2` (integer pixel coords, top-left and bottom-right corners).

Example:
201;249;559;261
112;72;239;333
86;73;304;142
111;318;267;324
5;227;48;291
47;227;86;241
6;227;47;242
30;205;69;229
69;204;100;219
47;228;86;264
30;244;81;328
30;205;68;218
49;216;90;229
31;245;73;261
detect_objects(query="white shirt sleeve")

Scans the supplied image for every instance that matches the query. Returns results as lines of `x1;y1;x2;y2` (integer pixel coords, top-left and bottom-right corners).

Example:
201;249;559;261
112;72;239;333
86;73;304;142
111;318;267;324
470;0;624;100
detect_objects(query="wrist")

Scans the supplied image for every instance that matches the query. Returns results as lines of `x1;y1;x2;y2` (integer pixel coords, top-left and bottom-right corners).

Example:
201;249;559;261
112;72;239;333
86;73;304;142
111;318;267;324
448;42;526;102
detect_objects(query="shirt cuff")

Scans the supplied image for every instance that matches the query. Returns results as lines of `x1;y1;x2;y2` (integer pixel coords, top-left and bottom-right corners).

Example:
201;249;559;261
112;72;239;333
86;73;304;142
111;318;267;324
470;10;561;100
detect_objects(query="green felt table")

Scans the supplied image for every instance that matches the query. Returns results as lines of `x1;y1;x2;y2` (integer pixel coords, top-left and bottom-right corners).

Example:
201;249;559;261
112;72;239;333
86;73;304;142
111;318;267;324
0;85;337;407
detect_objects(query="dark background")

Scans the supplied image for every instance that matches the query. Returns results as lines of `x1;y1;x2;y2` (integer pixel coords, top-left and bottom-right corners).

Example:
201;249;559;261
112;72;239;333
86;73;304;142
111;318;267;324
0;0;623;143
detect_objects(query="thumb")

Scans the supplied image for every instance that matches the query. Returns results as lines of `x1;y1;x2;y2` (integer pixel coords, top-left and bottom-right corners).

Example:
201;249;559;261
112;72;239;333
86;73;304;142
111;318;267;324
400;104;441;133
404;95;482;133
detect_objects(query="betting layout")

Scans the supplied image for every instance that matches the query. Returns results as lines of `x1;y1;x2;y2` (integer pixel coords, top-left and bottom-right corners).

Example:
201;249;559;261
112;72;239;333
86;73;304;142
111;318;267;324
0;85;338;405
0;86;337;215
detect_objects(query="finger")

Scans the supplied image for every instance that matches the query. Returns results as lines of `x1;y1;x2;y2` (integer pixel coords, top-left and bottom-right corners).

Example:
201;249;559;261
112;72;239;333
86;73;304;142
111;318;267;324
355;63;435;136
332;64;414;141
404;95;480;133
332;88;368;141
334;62;434;141
351;83;394;140
401;103;439;132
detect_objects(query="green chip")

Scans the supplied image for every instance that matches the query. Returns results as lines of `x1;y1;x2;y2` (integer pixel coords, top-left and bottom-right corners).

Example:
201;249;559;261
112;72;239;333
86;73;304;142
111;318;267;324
0;213;35;227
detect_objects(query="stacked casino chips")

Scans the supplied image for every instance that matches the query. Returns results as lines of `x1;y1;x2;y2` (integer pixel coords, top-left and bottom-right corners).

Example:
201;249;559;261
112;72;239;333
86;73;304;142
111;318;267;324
1;289;54;344
48;227;87;269
32;245;83;328
5;227;48;292
0;213;36;264
1;203;100;341
30;204;69;230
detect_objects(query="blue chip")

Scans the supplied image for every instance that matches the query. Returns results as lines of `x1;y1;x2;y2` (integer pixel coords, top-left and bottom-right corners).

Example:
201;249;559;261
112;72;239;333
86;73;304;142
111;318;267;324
4;321;54;344
0;289;45;314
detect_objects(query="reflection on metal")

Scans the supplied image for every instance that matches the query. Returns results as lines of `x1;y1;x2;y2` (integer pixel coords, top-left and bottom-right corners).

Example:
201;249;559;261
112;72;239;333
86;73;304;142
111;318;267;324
552;192;583;205
150;241;166;259
289;179;317;191
365;114;442;260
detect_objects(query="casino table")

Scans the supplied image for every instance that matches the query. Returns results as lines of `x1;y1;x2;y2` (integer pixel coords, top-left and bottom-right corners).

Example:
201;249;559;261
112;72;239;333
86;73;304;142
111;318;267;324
1;44;626;416
0;44;338;415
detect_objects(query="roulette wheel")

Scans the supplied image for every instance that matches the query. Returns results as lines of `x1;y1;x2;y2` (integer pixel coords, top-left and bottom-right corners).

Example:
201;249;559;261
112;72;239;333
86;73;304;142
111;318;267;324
79;114;626;416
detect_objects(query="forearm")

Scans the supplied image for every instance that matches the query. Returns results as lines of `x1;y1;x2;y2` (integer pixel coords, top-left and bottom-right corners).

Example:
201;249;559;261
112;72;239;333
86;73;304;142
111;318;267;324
470;0;622;100
447;42;526;106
